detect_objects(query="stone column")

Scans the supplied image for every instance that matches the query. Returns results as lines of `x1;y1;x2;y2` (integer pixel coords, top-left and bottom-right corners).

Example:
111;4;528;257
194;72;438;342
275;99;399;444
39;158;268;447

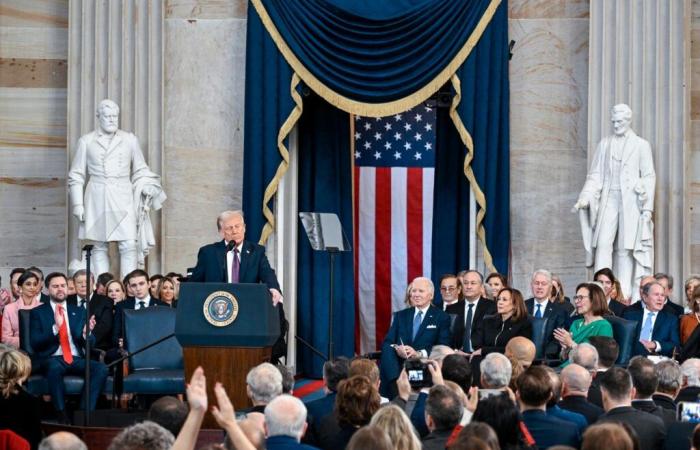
588;0;690;296
67;0;164;274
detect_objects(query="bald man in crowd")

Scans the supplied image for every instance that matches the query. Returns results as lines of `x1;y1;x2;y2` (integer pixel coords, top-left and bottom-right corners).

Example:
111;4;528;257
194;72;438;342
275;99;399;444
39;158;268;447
559;363;604;424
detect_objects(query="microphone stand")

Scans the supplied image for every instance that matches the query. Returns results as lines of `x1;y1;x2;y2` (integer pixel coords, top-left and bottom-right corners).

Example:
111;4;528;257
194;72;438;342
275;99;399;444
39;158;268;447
82;244;93;427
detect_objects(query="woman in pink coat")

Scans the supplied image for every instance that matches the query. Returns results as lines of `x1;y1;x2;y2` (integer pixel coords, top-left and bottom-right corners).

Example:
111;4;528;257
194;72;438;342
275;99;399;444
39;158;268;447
1;271;41;348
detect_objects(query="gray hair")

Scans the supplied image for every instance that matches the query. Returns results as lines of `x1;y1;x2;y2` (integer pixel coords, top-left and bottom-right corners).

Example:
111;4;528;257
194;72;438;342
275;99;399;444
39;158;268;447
560;363;592;393
479;353;512;389
264;394;308;440
656;360;682;394
410;277;435;296
96;99;119;117
217;210;245;231
428;345;455;363
642;281;664;297
247;362;283;404
107;421;174;450
681;358;700;387
685;276;700;292
654;272;674;290
570;343;599;371
39;432;88;450
531;269;552;284
611;104;632;120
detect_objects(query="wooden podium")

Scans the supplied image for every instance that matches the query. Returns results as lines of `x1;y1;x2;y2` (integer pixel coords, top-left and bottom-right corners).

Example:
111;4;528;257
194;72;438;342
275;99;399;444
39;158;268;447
176;283;280;428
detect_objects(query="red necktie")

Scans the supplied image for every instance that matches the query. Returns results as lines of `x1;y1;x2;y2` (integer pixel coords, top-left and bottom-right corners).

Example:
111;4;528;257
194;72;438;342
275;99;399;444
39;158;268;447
56;304;73;364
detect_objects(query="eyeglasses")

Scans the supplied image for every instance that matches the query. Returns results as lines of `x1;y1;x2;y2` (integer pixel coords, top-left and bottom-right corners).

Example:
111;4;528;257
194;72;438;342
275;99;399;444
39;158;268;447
573;295;589;302
440;286;457;292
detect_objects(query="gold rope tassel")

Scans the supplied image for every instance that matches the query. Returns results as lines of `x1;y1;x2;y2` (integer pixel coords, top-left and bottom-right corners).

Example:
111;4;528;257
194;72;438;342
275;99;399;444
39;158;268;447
448;74;497;274
259;73;304;245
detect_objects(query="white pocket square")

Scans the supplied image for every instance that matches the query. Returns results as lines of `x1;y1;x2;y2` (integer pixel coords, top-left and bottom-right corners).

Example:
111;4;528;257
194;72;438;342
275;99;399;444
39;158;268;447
426;324;437;329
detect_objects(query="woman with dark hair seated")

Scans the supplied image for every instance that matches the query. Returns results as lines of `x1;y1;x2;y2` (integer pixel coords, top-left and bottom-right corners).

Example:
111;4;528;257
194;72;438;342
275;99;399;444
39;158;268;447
554;282;613;361
595;267;627;314
0;349;42;449
470;288;532;358
485;273;508;299
317;375;381;450
472;394;532;450
1;271;40;348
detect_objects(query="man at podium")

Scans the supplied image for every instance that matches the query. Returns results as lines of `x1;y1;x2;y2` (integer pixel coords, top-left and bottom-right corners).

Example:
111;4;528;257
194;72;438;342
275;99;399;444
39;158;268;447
189;210;287;362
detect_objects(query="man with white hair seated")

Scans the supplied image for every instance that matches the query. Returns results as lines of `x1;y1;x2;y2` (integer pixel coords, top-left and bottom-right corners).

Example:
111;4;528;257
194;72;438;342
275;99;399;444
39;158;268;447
569;342;599;372
246;362;284;413
677;358;700;403
264;395;317;450
479;353;512;389
39;432;87;450
559;363;604;424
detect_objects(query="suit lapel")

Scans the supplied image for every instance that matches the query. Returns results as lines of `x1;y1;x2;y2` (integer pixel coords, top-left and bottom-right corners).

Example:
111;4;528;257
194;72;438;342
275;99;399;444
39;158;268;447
651;312;664;338
544;302;554;318
238;241;252;283
217;240;228;281
413;306;434;342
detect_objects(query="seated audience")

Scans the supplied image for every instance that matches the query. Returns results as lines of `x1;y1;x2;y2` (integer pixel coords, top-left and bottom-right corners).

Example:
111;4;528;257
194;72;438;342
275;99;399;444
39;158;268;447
677;358;700;403
277;364;294;394
581;423;634;450
25;267;48;303
694;423;700;450
305;357;349;428
451;422;500;450
472;288;532;357
622;281;680;357
108;421;174;450
428;344;455;364
685;276;700;312
95;272;114;296
442;354;472;393
148;396;189;437
439;274;461;309
655;272;685;317
349;358;386;403
112;269;167;347
558;363;604;425
369;404;421;450
317;375;380;450
246;363;284;413
542;366;587;433
680;285;700;344
479;353;512;390
569;342;599;371
39;432;87;450
504;336;536;390
554;282;613;361
379;277;450;398
594;268;626;316
105;279;126;304
448;271;497;354
472;394;531;450
237;412;266;450
1;270;41;347
157;276;177;307
422;385;464;450
485;272;508;299
0;348;42;449
596;367;665;450
525;269;569;359
29;272;108;423
551;273;575;315
586;336;619;408
67;269;114;351
345;426;392;450
264;395;317;450
516;366;580;449
628;356;675;427
149;274;163;299
9;267;24;302
652;359;681;412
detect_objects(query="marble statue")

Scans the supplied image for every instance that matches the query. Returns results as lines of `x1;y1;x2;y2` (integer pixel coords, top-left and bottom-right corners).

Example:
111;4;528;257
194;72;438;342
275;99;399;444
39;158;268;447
574;104;655;300
68;99;166;278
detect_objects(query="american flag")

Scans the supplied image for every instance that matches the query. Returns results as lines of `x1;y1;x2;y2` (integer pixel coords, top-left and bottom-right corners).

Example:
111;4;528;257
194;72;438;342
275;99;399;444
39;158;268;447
353;104;436;354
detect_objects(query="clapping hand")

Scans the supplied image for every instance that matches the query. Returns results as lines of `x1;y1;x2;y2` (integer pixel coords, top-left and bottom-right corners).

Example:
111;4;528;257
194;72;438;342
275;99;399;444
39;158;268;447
211;382;237;429
186;367;208;413
82;315;96;338
553;328;575;348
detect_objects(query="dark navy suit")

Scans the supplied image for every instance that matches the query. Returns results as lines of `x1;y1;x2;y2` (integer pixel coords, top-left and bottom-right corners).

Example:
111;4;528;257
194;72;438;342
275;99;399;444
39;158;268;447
265;435;319;450
379;305;450;396
521;409;580;449
29;302;108;412
622;306;680;357
525;298;569;358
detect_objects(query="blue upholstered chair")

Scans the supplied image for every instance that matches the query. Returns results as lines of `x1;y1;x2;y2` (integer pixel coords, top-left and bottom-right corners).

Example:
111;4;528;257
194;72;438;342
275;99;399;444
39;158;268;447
605;315;637;366
530;317;549;360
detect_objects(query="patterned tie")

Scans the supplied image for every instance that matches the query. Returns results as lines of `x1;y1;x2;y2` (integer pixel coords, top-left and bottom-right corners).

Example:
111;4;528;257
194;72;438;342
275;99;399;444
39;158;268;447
535;303;542;319
56;305;73;365
231;247;240;283
641;311;655;342
464;303;475;352
412;311;423;340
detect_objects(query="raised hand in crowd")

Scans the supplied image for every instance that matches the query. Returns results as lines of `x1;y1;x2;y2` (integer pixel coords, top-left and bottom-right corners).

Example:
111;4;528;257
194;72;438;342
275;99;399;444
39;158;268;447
172;366;207;450
211;382;256;450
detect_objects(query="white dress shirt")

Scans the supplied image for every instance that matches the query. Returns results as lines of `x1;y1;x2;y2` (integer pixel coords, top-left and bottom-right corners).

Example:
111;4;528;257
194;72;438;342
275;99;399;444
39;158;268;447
135;296;151;309
533;299;549;316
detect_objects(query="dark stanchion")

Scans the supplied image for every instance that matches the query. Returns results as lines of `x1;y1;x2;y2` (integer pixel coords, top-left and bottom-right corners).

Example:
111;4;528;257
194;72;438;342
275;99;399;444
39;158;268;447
82;244;93;427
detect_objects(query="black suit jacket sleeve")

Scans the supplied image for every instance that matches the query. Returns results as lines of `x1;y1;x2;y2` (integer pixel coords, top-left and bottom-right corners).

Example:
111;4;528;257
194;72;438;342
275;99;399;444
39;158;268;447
90;295;114;349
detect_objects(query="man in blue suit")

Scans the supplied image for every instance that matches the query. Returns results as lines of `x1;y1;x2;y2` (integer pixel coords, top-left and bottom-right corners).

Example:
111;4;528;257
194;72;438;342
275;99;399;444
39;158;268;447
623;281;680;357
30;272;108;423
524;269;569;359
379;277;451;398
264;395;319;450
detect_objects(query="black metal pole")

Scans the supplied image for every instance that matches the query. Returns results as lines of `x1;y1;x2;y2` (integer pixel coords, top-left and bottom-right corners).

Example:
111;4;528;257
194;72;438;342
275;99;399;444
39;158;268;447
82;244;93;427
328;248;338;361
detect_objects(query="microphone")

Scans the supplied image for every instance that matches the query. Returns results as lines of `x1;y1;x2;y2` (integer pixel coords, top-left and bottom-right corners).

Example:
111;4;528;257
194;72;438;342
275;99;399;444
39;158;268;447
226;241;236;252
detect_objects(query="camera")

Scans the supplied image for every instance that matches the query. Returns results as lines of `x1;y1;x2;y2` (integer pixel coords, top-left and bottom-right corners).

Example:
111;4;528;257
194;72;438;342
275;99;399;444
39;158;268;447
404;359;432;389
678;402;700;422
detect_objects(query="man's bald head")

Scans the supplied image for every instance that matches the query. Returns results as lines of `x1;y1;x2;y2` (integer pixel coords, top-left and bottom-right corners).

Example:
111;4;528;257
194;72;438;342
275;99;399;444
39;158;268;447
39;432;87;450
561;364;593;396
505;337;536;368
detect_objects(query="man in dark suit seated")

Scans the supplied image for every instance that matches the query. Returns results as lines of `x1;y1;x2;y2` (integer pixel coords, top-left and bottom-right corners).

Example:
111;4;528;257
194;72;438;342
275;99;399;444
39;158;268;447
628;356;676;427
265;395;318;450
677;358;700;403
524;269;569;359
421;385;463;450
653;360;681;412
622;281;680;357
67;269;113;351
559;363;604;425
111;269;166;349
379;277;451;398
654;272;685;317
30;272;108;423
516;366;580;449
188;210;288;361
304;357;349;429
586;336;619;408
446;270;496;354
596;367;666;450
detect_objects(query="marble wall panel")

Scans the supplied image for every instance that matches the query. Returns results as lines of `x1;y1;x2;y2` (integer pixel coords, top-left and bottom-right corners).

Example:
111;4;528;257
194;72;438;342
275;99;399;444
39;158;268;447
508;15;590;295
163;17;247;274
692;0;700;274
0;0;69;27
0;59;67;88
0;28;68;59
165;0;246;19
